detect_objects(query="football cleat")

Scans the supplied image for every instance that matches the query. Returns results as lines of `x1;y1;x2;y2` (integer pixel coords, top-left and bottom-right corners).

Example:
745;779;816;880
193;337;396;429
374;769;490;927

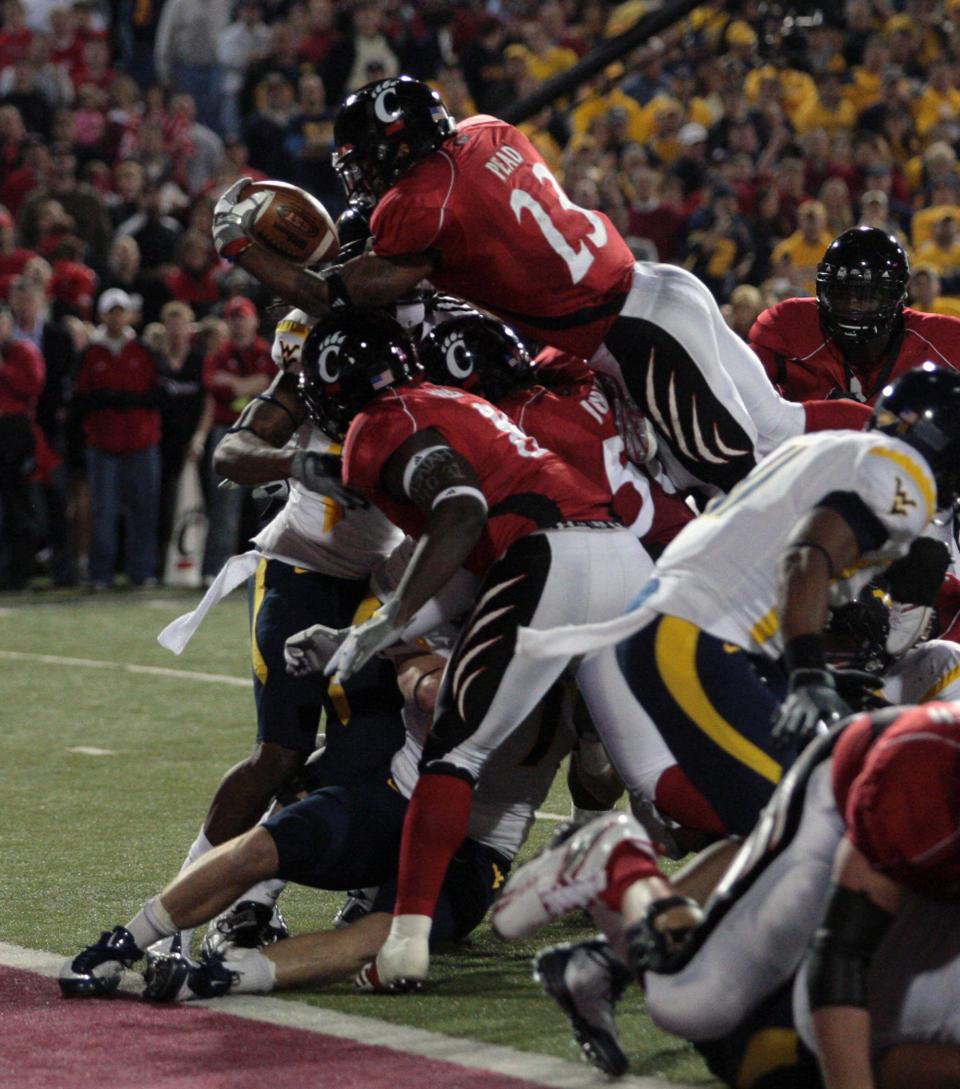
142;951;240;1003
201;900;288;959
492;813;658;940
534;940;632;1078
59;926;144;998
354;932;429;994
333;887;377;930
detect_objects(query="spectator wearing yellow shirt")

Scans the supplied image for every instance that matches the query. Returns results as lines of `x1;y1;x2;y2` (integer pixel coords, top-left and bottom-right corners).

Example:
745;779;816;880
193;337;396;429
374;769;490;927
569;66;650;147
858;189;909;249
844;35;890;117
905;141;960;210
912;212;960;284
913;61;960;137
770;199;835;296
885;14;924;78
793;70;858;138
744;63;817;123
429;65;477;122
908;265;960;317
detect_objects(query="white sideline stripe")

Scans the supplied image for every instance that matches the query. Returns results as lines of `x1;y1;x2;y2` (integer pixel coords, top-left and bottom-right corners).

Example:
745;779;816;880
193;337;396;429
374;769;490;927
0;650;575;825
67;747;116;756
0;649;249;687
0;942;682;1089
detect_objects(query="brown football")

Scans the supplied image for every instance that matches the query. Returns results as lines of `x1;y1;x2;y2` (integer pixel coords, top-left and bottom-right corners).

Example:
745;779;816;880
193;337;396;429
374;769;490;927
240;180;339;266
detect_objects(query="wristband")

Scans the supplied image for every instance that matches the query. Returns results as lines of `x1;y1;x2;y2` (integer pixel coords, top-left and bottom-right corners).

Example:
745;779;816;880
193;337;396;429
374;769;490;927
783;634;827;674
324;270;352;310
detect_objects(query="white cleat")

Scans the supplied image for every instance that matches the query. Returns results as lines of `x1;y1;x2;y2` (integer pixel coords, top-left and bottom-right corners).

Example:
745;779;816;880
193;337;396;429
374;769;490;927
492;813;658;940
355;930;430;994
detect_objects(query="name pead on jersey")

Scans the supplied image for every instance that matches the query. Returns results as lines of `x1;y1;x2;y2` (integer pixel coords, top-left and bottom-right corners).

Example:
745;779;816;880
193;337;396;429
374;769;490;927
342;381;617;576
370;116;635;359
644;430;936;658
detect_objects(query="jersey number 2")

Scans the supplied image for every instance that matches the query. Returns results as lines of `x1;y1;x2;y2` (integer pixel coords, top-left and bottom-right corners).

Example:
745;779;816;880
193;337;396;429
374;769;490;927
510;164;608;285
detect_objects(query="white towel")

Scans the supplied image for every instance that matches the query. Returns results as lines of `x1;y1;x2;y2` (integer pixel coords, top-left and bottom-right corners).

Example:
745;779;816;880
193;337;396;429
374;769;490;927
515;604;656;662
157;550;261;655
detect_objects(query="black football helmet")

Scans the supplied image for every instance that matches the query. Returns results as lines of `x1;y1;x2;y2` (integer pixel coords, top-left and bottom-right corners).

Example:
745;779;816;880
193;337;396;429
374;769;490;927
419;315;533;402
299;310;421;440
827;584;891;673
333;76;456;201
869;362;960;507
335;199;374;262
816;226;909;348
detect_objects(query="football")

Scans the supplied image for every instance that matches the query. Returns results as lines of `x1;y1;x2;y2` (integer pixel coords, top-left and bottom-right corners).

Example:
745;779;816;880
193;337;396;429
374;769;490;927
241;180;339;267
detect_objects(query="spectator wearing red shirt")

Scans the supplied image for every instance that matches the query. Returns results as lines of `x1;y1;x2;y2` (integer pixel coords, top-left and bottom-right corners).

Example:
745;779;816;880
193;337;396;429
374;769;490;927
200;294;271;581
75;288;161;589
0;302;43;588
165;230;222;318
0;206;35;298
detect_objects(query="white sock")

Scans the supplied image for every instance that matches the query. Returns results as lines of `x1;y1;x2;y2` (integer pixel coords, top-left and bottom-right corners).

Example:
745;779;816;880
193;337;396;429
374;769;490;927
148;827;215;956
221;946;277;994
387;914;432;943
233;878;287;909
126;895;177;951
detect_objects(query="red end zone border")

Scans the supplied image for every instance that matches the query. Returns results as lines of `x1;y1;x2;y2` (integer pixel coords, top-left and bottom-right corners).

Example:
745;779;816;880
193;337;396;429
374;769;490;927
0;943;682;1089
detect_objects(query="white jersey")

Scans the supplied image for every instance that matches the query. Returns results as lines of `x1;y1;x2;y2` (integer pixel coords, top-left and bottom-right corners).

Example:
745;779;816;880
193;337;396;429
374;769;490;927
390;697;577;860
644;430;936;658
882;639;960;705
253;309;403;580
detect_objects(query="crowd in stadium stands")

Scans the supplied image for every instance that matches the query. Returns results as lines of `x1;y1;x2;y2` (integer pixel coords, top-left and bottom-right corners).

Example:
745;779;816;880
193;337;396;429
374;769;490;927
2;0;960;590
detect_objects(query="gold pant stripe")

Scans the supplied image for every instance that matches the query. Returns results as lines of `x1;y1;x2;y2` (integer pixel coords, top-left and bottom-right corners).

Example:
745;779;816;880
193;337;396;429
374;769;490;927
251;558;269;685
327;594;383;725
654;615;782;785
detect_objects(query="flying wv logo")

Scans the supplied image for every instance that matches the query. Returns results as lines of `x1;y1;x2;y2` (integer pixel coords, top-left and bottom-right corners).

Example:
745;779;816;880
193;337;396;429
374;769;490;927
890;476;917;516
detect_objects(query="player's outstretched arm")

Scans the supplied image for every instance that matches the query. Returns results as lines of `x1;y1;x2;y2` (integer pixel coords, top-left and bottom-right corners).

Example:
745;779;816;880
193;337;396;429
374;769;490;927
808;838;900;1089
213;370;307;485
772;506;861;748
236;245;435;319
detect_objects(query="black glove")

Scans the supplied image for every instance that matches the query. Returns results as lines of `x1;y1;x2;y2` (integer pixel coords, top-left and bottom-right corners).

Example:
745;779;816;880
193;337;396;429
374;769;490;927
831;668;889;711
771;669;851;751
626;895;702;978
289;450;368;509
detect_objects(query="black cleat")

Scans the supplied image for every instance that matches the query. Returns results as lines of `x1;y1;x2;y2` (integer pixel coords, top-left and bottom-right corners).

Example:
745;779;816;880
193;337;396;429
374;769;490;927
59;926;144;998
201;901;288;958
143;951;239;1002
534;939;632;1078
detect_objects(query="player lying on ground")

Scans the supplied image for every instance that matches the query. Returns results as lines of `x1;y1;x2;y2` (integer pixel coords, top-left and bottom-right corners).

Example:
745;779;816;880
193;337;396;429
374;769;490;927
59;643;582;1000
494;701;960;1089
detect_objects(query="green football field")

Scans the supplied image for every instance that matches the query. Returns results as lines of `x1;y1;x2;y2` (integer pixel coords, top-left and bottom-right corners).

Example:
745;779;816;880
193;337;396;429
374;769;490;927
0;586;718;1086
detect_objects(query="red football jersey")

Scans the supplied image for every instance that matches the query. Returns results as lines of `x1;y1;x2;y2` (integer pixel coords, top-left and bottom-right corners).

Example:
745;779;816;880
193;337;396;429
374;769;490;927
503;349;694;548
832;705;960;901
750;298;960;405
341;381;616;576
370;116;635;359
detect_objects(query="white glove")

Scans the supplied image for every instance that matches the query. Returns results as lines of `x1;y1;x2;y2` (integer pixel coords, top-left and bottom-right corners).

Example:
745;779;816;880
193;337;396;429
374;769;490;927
289;449;366;508
885;601;935;658
284;623;350;677
326;598;402;683
212;176;266;260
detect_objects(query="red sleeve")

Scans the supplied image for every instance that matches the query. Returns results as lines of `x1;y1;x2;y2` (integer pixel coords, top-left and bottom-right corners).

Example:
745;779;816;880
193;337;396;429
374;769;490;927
1;339;45;398
803;398;872;431
532;347;594;388
371;174;450;258
749;304;791;386
341;397;417;493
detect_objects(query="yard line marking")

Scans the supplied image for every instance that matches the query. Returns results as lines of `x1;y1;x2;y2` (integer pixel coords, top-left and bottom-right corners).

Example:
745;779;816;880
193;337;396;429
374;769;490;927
0;942;684;1089
0;649;249;687
67;747;116;756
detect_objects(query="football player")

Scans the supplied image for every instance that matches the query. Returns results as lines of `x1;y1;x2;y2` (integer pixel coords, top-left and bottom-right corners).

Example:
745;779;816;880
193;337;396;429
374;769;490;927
211;76;863;498
751;227;960;408
57;644;575;1002
516;366;960;836
280;308;684;992
153;205;407;949
493;703;960;1089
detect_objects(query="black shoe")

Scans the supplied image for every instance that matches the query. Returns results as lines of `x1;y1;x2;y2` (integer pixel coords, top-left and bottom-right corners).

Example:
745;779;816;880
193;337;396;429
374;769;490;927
201;901;288;958
59;926;144;997
333;888;376;929
534;940;632;1078
143;951;239;1002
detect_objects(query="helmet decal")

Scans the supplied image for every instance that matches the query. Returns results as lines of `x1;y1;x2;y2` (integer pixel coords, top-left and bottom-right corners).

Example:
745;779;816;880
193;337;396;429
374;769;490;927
373;83;403;125
442;333;474;379
317;330;348;384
